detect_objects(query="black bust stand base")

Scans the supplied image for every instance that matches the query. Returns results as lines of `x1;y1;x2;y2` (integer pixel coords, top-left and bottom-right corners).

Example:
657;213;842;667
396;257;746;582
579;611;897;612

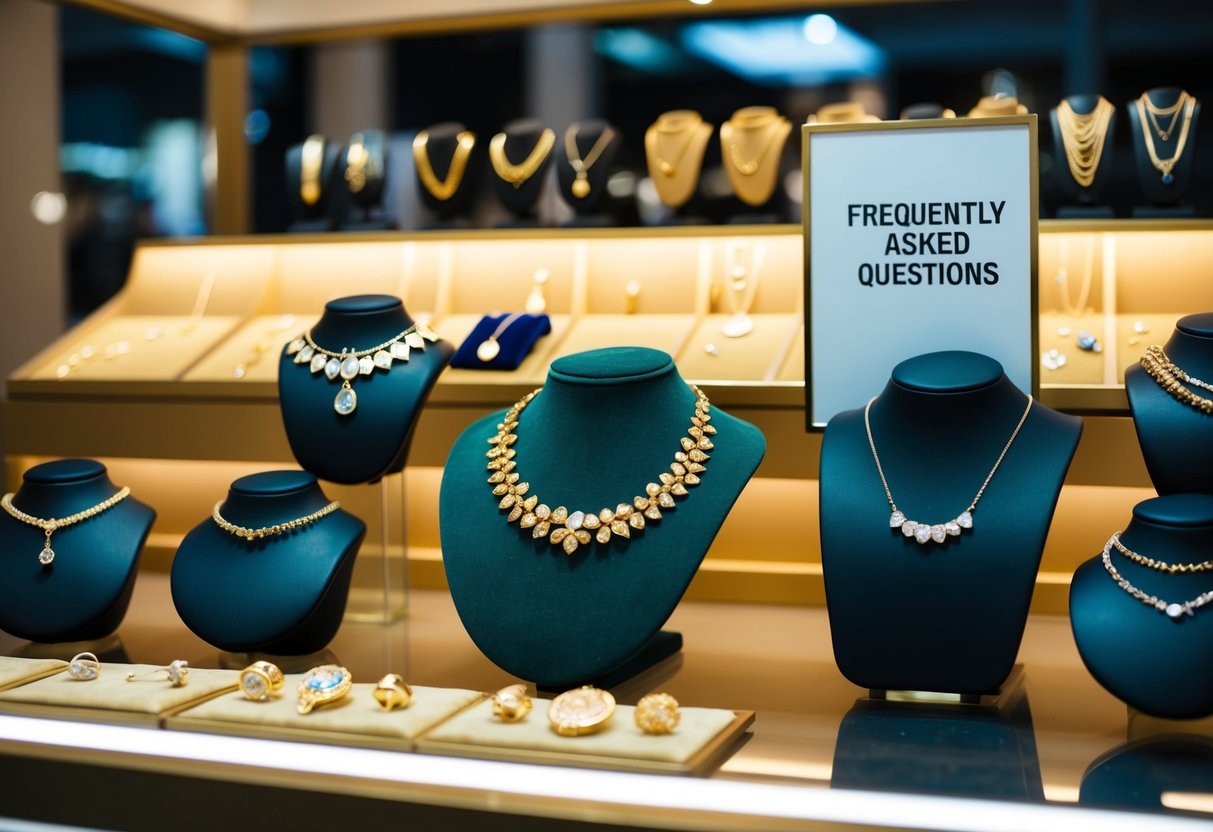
1132;204;1197;219
1056;204;1114;219
559;214;615;229
342;212;396;232
726;211;781;225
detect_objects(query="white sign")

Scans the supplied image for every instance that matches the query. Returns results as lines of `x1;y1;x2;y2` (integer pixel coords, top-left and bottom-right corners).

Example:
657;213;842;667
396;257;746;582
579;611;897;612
804;117;1038;428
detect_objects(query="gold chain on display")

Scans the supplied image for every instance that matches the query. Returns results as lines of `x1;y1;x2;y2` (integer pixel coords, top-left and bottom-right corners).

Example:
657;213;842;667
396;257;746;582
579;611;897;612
651;112;703;177
1140;344;1213;413
412;130;476;201
489;129;555;189
300;134;325;205
212;500;341;542
1109;531;1213;574
1101;533;1213;620
2;486;132;566
1056;97;1114;188
487;385;714;555
564;125;617;198
1134;91;1196;185
345;134;369;193
864;395;1033;546
724;111;789;176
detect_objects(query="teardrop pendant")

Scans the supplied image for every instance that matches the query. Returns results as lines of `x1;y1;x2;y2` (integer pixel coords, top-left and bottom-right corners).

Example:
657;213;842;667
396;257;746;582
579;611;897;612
334;381;357;416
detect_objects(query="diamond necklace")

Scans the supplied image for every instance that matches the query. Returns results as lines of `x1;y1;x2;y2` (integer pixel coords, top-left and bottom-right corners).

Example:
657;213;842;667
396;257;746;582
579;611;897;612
864;395;1033;545
212;500;341;542
286;322;439;416
488;385;714;555
1;486;132;566
1102;533;1213;620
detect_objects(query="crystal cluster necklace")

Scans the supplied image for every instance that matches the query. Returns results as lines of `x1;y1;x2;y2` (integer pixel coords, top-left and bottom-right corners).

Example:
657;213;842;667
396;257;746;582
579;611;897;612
1056;97;1114;189
864;395;1033;545
1134;90;1196;185
1102;533;1213;620
2;486;132;566
286;322;439;416
212;499;341;542
488;386;714;555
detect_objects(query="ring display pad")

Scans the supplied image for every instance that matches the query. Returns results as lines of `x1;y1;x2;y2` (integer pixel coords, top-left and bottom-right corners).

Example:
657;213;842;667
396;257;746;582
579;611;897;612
0;663;238;727
417;697;752;776
0;658;68;693
167;679;484;751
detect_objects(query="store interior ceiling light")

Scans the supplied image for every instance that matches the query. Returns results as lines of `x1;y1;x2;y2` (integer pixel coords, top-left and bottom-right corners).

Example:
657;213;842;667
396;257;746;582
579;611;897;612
682;16;884;86
593;27;687;75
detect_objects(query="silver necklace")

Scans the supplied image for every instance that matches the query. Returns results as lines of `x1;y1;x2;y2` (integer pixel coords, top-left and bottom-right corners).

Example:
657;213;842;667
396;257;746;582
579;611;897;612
864;395;1033;545
1102;534;1213;620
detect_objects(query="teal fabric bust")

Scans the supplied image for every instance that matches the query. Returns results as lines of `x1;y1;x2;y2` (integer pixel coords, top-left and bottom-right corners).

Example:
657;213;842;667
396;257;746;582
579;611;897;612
1070;494;1213;719
1126;313;1213;494
1081;736;1213;811
439;347;766;688
0;459;155;643
171;470;366;655
820;351;1082;695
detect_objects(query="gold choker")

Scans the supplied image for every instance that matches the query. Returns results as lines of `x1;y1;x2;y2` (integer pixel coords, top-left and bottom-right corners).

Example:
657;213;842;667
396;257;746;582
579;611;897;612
488;386;714;555
489;129;555;189
212;500;341;542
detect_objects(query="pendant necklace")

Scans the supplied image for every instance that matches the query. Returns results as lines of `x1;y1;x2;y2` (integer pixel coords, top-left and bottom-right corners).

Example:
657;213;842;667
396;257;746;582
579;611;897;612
721;240;764;339
564;125;617;199
475;313;524;363
864;395;1033;545
2;486;132;566
286;322;439;416
412;130;476;201
212;499;341;542
1135;91;1195;186
489;129;555;189
488;385;714;555
300;134;325;206
1102;533;1213;620
650;112;704;177
1056;97;1114;189
724;111;788;176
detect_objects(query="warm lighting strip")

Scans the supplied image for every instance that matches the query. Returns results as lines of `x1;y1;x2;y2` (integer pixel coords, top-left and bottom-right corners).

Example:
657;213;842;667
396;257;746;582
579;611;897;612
0;715;1207;831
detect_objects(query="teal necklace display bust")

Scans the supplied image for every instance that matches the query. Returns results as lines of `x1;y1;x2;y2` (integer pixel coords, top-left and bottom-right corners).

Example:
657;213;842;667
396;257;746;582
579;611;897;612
170;470;366;655
439;347;765;689
278;294;453;485
820;351;1082;695
0;459;155;643
1070;494;1213;719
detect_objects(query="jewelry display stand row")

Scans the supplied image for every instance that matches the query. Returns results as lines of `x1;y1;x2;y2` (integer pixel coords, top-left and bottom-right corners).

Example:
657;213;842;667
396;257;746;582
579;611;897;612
0;657;750;775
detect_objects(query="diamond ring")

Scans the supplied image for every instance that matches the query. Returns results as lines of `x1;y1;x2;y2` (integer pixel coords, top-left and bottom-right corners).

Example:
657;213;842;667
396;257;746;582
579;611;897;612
126;659;189;687
240;661;284;702
67;652;100;681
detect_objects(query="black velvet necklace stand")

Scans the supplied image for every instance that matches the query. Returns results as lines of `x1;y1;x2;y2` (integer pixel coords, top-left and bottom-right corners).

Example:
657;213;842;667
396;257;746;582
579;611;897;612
439;347;766;690
1070;494;1213;719
555;119;622;228
0;459;155;643
414;122;477;229
493;119;555;228
171;470;366;655
1051;94;1117;218
278;295;454;485
285;138;341;232
1126;313;1213;495
1128;87;1200;218
820;352;1082;695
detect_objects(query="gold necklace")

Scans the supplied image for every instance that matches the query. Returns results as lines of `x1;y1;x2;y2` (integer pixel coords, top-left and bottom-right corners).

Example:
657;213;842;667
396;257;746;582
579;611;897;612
489;129;555;189
345;134;369;193
412;130;475;201
212;500;341;542
489;385;714;555
300;134;325;206
1102;534;1213;620
865;395;1033;545
2;486;132;566
564;125;617;198
286;322;439;416
1056;97;1114;188
1110;531;1213;574
651;113;703;177
725;113;788;176
1135;91;1196;185
1141;345;1213;414
1143;92;1187;140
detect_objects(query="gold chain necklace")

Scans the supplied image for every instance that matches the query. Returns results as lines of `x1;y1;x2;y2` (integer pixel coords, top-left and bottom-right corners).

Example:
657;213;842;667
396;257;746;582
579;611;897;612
1142;92;1187;140
865;395;1033;545
345;134;369;194
412;130;475;201
1102;534;1213;620
564;125;617;199
488;386;714;555
1056;97;1114;188
286;322;439;416
725;114;788;176
2;486;132;566
300;134;325;206
489;129;555;189
1141;345;1213;414
1109;530;1213;574
652;113;703;177
1134;91;1196;185
212;500;341;542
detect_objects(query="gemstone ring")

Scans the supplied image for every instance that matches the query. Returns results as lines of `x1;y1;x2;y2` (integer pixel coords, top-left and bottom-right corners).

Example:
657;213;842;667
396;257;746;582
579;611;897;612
126;659;189;687
67;652;100;681
297;664;352;715
240;661;284;702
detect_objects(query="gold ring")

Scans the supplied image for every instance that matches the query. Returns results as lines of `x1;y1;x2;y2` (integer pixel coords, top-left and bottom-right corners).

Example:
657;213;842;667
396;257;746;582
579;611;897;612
635;692;680;735
68;652;100;681
125;659;189;687
297;664;352;715
491;684;532;723
548;685;615;737
372;673;412;711
240;661;284;702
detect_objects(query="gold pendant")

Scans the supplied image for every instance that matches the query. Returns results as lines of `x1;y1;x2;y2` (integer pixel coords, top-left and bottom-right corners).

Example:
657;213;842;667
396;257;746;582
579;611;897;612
296;665;352;715
572;174;591;199
476;338;501;362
